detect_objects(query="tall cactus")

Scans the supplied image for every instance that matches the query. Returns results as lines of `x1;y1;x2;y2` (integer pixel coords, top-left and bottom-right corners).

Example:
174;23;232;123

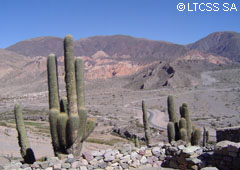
167;96;177;123
47;35;96;157
142;100;151;147
14;104;35;164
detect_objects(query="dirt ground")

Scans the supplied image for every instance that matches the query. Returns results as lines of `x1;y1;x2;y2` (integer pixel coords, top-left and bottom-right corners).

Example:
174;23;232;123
1;68;240;161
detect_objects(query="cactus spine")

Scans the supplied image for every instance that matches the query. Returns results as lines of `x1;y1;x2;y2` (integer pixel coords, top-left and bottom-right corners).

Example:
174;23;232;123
167;122;175;143
47;35;96;157
14;104;35;163
142;100;151;147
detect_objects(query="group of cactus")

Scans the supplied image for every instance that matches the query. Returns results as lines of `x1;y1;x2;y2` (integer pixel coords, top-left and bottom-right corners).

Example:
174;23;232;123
13;35;96;163
47;35;96;157
167;96;202;146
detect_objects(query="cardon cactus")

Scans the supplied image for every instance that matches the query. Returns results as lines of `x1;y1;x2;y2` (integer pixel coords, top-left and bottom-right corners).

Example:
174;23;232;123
167;96;177;123
142;100;151;147
14;104;35;164
47;35;96;157
167;122;175;143
192;128;202;146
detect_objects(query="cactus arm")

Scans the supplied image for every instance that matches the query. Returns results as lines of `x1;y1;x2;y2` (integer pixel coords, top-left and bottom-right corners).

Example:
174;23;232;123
167;122;175;143
182;103;192;142
64;35;78;116
82;118;96;141
167;96;177;123
49;109;60;155
47;53;60;110
57;112;68;153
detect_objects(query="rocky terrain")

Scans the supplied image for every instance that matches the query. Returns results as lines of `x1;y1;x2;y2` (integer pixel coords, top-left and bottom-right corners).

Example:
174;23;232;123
0;31;240;169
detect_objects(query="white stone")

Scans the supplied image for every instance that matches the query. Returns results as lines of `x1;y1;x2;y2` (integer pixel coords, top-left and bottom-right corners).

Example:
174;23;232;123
80;166;88;170
140;156;147;164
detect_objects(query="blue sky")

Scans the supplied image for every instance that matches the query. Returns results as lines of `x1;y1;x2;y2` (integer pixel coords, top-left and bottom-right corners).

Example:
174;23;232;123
0;0;239;48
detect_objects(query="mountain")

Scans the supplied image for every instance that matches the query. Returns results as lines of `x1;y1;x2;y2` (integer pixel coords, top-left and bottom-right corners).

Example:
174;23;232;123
188;31;240;62
0;48;30;79
6;35;188;62
6;37;64;57
1;32;239;95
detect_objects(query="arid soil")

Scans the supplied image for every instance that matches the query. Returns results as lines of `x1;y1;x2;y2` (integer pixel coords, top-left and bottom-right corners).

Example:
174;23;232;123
1;68;240;161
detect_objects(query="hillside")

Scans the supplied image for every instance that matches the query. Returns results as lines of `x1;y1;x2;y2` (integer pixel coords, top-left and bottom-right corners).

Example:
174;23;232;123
188;31;240;62
6;35;188;62
0;48;31;79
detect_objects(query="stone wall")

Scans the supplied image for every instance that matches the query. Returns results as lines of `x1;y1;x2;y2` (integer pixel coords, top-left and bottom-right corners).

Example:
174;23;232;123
212;141;240;170
216;126;240;142
3;141;217;170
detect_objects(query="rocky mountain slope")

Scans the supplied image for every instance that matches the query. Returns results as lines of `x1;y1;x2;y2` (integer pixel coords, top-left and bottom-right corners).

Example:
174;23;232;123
188;31;240;62
0;31;239;95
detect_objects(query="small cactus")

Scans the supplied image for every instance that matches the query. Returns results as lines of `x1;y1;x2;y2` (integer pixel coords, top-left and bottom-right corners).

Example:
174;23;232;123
179;128;187;142
134;136;140;148
182;103;192;142
142;100;151;147
14;104;35;164
203;127;209;147
167;122;175;143
192;128;202;146
179;118;187;130
167;96;177;123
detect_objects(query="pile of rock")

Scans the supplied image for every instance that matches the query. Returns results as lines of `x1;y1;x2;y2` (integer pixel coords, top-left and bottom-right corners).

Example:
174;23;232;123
3;143;166;170
212;140;240;170
164;143;207;170
2;142;220;170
